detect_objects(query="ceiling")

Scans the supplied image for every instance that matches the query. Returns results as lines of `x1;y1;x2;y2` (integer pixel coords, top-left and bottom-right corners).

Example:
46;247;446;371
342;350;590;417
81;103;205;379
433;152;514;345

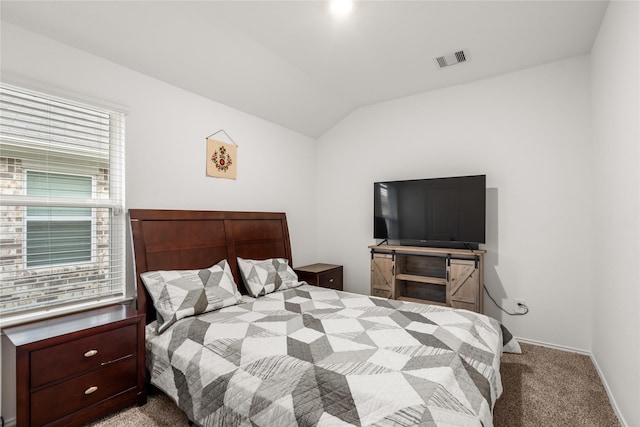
1;1;609;138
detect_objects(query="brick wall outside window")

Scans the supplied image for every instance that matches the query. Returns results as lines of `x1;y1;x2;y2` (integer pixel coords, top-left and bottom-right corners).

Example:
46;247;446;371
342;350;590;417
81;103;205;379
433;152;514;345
0;157;115;314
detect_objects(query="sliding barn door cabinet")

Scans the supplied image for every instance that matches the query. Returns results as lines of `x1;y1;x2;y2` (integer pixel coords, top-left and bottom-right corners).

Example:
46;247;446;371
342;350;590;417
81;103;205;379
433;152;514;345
370;245;485;313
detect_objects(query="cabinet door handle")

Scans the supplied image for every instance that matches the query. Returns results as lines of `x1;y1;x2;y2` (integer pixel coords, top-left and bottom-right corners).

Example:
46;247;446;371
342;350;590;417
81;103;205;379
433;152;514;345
84;386;98;395
84;349;98;358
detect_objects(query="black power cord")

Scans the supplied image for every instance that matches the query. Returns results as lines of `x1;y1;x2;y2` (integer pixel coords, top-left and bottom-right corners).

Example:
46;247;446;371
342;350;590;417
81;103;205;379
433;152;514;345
484;284;529;316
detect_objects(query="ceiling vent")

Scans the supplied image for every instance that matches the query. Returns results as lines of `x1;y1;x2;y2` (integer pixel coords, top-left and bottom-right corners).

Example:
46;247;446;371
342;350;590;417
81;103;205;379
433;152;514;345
434;49;469;69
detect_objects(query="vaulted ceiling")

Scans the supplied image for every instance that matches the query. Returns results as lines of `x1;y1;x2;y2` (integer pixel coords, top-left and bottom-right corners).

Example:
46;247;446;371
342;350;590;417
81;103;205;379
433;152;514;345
1;1;609;137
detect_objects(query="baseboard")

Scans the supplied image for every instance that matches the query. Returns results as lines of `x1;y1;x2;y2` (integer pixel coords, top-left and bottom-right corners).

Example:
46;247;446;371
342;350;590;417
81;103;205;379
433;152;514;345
589;353;629;427
515;336;590;355
2;415;16;427
515;336;628;427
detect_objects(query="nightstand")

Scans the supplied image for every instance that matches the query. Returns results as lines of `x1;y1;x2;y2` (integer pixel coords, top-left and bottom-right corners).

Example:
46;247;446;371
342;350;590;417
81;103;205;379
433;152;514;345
2;305;146;427
295;263;343;291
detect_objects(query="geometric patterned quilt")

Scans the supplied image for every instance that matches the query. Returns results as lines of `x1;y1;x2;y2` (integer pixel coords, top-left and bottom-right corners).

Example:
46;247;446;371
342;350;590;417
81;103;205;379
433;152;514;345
146;284;507;426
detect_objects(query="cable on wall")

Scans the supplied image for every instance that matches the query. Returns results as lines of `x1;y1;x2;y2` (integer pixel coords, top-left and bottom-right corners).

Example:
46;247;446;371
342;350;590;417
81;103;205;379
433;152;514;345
484;285;529;316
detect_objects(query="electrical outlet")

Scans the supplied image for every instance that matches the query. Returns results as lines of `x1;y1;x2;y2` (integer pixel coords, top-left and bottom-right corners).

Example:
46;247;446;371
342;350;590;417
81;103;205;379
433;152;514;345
514;299;527;314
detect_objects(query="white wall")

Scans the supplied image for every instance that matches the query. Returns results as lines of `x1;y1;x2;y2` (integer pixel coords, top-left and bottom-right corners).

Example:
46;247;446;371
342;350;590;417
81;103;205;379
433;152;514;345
590;2;640;426
0;22;318;423
2;4;638;425
1;22;318;266
316;56;594;351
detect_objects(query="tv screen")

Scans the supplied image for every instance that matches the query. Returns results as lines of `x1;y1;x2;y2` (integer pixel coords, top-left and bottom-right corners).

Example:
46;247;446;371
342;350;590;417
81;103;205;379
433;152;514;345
373;175;486;246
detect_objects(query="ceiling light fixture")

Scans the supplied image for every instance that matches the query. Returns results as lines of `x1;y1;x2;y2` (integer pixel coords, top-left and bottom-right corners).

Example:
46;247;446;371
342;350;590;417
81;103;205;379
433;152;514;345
330;0;353;16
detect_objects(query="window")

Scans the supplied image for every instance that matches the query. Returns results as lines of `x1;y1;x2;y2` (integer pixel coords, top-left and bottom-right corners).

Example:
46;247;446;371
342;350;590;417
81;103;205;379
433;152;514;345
0;83;126;323
26;171;94;268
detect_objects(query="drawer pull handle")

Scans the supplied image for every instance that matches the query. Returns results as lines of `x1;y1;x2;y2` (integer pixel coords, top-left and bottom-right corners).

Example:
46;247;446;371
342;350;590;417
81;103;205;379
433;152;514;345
84;350;98;358
328;278;334;283
84;386;98;395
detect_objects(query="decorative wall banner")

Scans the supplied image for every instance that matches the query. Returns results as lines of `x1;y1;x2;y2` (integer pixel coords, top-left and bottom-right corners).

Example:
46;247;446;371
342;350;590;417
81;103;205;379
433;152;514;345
206;137;237;179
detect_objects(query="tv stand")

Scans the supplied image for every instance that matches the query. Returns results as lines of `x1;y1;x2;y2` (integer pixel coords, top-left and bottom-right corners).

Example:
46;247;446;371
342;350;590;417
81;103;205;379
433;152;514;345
394;240;479;250
369;245;485;313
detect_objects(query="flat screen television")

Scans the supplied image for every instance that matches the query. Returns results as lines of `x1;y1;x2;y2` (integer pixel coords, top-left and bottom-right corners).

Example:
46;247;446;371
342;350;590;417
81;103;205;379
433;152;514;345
373;175;486;249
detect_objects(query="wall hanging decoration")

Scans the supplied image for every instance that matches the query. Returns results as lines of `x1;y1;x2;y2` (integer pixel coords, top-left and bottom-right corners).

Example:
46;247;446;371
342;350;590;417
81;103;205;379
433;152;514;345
206;129;238;179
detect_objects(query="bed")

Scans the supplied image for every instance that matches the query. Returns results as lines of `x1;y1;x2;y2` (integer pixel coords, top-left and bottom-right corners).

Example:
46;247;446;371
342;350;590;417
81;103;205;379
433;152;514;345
129;209;517;427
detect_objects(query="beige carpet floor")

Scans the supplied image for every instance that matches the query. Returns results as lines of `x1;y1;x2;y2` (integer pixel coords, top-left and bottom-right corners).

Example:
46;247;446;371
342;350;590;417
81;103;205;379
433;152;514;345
493;342;620;427
90;342;621;426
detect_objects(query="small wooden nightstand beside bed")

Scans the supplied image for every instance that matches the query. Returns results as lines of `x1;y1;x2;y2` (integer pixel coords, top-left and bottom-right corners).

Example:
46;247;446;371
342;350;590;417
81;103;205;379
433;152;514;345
2;305;146;427
294;263;343;291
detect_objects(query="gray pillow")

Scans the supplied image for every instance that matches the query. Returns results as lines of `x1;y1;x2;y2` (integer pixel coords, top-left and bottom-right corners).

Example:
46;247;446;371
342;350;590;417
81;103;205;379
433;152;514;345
237;257;302;298
140;259;242;334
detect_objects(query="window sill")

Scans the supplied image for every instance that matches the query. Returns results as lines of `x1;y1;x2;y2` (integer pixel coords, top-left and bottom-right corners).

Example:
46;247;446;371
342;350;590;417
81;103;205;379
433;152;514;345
0;296;134;329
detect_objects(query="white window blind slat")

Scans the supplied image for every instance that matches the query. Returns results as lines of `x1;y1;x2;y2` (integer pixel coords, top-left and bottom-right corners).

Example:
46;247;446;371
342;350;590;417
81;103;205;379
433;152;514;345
0;195;123;208
1;88;111;124
0;83;126;323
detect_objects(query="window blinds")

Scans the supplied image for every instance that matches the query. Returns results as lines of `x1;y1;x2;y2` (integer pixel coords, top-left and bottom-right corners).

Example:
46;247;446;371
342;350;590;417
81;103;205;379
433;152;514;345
0;83;126;323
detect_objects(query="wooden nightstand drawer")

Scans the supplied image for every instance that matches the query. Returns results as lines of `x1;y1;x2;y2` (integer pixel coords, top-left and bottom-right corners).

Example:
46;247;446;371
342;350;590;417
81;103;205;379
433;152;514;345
31;356;137;426
31;324;137;388
318;269;342;290
295;263;343;291
2;305;146;427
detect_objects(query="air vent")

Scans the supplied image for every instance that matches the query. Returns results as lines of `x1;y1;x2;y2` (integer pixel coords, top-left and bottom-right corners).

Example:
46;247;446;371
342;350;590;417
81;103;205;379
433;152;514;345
434;49;469;69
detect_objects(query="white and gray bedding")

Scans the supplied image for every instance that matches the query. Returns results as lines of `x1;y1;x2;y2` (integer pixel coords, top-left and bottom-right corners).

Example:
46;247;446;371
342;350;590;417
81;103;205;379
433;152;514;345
146;284;516;427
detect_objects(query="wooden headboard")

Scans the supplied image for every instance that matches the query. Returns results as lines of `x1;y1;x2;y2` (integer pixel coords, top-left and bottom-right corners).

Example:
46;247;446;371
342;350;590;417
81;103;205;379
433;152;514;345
129;209;292;324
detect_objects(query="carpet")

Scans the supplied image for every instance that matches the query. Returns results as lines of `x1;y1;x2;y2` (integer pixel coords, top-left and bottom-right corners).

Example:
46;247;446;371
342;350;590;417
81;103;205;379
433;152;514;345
493;342;620;426
89;342;621;426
